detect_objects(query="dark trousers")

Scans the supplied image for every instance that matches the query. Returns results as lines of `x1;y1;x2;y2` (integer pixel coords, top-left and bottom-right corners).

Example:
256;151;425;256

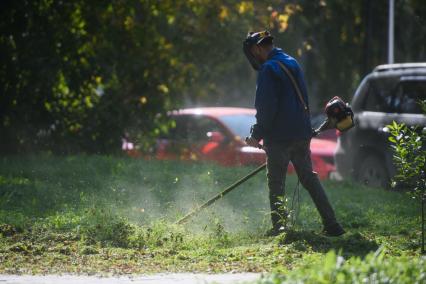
265;139;338;230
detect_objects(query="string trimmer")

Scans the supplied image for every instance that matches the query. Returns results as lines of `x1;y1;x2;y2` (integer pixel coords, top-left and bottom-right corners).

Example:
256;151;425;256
176;96;354;225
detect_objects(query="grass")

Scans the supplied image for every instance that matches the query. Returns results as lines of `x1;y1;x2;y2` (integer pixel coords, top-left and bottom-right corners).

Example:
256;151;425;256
0;155;424;281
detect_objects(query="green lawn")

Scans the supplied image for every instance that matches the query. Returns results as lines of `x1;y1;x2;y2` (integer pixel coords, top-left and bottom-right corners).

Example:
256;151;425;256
0;155;424;282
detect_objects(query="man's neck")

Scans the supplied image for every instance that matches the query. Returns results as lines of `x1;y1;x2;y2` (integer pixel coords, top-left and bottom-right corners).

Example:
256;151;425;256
264;45;275;59
260;45;274;62
265;45;274;54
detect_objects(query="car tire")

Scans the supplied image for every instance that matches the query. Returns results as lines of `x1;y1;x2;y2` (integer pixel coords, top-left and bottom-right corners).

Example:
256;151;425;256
356;155;389;188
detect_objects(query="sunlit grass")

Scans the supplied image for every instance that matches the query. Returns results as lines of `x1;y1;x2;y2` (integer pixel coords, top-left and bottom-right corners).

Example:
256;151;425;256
0;155;422;276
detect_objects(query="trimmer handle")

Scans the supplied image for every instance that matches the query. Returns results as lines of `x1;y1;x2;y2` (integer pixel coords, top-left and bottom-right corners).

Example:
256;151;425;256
245;136;264;150
312;119;333;137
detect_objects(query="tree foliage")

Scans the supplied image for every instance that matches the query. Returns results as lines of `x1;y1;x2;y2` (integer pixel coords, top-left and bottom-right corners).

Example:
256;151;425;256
1;0;425;154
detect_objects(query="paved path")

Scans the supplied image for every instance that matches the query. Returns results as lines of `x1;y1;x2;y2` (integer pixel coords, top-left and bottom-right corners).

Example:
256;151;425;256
0;273;262;284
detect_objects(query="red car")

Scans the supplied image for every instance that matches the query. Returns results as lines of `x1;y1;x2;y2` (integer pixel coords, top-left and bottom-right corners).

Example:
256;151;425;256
123;107;336;179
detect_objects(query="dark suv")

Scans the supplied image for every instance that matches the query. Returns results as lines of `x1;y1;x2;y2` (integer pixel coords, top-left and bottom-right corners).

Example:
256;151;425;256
334;63;426;188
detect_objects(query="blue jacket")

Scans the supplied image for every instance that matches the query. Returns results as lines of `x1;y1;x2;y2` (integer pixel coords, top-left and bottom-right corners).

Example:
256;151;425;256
252;48;312;143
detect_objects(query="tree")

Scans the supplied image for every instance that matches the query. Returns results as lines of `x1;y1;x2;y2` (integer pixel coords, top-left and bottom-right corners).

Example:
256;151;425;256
0;0;192;153
1;0;425;154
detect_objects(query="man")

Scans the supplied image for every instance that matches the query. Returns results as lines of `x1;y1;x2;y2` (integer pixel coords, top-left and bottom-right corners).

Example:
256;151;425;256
243;31;345;237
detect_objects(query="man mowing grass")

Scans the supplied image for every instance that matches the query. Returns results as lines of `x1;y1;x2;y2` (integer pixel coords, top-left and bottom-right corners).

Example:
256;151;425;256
243;30;345;237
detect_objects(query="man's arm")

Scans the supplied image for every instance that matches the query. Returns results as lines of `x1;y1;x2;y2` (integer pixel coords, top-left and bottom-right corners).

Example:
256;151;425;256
251;63;278;141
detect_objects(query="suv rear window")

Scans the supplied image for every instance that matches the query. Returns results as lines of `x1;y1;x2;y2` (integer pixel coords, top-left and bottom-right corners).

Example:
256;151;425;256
364;77;426;114
392;79;426;114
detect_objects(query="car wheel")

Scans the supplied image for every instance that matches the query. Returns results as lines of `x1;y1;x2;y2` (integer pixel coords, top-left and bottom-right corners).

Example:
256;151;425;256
356;155;389;188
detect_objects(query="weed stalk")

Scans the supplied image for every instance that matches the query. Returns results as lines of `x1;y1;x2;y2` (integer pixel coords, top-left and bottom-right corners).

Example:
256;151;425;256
422;192;425;254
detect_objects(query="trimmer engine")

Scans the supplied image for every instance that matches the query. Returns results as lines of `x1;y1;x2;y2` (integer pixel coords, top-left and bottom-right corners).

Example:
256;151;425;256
314;96;354;135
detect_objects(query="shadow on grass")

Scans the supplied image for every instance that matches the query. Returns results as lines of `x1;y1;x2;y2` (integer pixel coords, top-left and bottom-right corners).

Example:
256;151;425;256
278;229;379;257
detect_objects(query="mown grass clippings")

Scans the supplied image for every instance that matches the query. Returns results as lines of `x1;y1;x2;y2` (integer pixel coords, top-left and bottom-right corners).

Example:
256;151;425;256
0;155;423;280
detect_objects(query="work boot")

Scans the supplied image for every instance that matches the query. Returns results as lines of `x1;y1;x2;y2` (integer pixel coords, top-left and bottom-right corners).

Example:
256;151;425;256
322;222;345;237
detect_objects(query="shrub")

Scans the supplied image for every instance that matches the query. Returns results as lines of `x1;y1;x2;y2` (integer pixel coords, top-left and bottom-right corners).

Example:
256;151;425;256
258;248;426;284
387;100;426;253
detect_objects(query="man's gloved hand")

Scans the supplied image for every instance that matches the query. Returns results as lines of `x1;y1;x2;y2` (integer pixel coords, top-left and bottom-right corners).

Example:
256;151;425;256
245;136;261;148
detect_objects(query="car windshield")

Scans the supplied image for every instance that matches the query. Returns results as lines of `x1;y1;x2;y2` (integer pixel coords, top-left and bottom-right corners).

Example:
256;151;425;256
219;114;256;139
